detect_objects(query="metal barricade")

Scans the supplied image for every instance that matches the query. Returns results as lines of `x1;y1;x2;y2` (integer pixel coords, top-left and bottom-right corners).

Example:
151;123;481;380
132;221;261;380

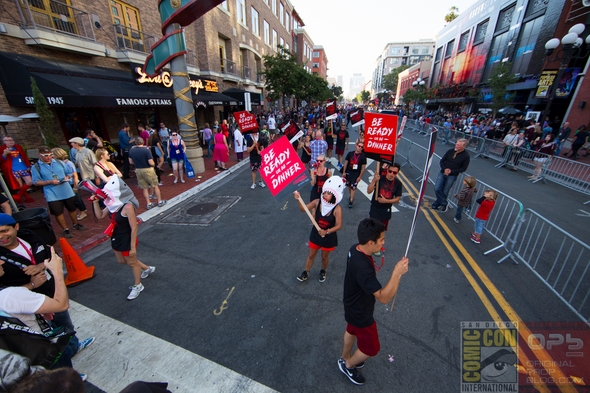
396;138;412;168
499;209;590;323
537;154;590;195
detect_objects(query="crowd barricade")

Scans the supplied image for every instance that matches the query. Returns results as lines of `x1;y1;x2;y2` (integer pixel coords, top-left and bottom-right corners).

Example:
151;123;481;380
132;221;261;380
395;138;412;168
498;209;590;323
446;172;525;256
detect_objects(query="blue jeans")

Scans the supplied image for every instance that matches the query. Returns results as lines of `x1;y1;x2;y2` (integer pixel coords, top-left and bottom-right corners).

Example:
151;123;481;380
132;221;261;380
555;139;565;155
455;206;465;222
433;172;457;209
51;310;79;368
474;218;487;235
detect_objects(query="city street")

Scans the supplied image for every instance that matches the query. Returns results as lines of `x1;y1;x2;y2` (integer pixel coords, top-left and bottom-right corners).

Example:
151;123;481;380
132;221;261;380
69;125;588;392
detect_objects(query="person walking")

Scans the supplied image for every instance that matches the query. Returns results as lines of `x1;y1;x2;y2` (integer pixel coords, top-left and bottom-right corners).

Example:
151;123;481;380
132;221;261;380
431;139;470;212
342;140;367;208
338;218;408;385
554;121;571;156
366;163;402;235
247;132;265;189
118;124;134;179
128;137;166;210
0;135;34;203
213;127;230;171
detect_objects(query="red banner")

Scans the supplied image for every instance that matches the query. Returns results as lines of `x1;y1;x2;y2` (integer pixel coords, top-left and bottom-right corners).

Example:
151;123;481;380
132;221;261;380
350;108;365;127
233;111;259;133
279;119;301;141
325;99;337;120
364;112;399;156
260;136;309;197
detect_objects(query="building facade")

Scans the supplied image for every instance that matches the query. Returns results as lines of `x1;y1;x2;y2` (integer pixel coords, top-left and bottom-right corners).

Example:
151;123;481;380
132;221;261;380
396;61;432;105
0;0;314;151
312;45;328;79
371;39;435;96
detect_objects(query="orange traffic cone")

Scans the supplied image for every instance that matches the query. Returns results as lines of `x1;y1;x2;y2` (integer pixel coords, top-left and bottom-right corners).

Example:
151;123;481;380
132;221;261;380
60;238;95;286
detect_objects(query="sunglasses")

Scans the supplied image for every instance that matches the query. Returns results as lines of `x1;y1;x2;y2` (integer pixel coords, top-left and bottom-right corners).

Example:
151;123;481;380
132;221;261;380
388;170;399;174
316;159;325;162
39;153;53;157
172;133;178;136
356;144;363;147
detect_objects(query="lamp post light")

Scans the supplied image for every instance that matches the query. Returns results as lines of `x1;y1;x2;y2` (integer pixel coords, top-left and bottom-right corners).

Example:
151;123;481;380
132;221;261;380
542;23;590;122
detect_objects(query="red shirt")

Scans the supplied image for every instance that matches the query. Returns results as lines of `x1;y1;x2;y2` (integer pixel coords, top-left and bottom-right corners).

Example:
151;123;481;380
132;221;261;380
476;199;495;221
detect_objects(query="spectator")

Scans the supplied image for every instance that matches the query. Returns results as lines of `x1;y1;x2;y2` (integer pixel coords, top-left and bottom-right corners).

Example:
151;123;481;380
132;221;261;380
31;146;87;239
453;176;477;223
471;189;498;244
212;126;230;171
431;139;471;212
158;122;170;163
51;148;87;221
202;123;213;158
0;136;34;203
529;134;557;181
554;121;571;156
118;123;134;179
129;137;166;210
562;125;589;160
168;129;186;184
233;126;246;162
69;137;96;182
309;130;328;168
85;128;103;152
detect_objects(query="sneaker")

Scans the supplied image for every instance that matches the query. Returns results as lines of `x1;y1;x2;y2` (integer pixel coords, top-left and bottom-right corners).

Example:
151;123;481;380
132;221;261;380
355;361;365;369
73;223;87;231
454;218;460;224
440;205;448;213
318;269;326;283
338;358;365;385
250;183;256;189
149;194;156;199
174;179;178;184
258;181;266;188
146;203;156;210
77;337;95;354
63;229;73;239
127;283;144;300
471;236;481;244
296;270;308;282
348;200;353;208
141;266;156;279
79;373;88;382
181;179;185;183
158;182;163;186
158;200;167;207
431;204;439;210
77;212;87;221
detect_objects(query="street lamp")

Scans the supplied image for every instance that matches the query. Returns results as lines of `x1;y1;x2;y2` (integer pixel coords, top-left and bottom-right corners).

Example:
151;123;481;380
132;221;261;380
542;23;590;122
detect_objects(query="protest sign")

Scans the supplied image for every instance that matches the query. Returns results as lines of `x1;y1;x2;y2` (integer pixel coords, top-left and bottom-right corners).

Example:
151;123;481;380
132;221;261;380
350;109;365;128
260;136;309;198
325;99;337;120
363;112;398;165
233;111;259;133
279;119;301;141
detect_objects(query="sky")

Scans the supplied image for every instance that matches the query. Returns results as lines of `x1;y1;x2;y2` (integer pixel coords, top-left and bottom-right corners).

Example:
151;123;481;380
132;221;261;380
290;0;478;95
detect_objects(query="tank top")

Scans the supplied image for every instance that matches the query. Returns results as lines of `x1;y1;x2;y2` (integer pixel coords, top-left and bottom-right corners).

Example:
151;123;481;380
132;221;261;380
169;140;185;160
310;170;329;202
309;205;337;248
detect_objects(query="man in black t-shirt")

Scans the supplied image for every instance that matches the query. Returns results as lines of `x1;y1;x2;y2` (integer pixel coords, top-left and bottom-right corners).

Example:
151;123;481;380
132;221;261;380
128;137;166;210
246;132;266;190
335;123;349;167
338;218;408;386
367;162;402;232
342;141;367;208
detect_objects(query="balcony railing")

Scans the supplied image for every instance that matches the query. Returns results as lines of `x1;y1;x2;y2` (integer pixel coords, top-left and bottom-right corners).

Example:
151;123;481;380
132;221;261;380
242;66;251;80
113;24;156;54
15;0;96;41
221;58;237;75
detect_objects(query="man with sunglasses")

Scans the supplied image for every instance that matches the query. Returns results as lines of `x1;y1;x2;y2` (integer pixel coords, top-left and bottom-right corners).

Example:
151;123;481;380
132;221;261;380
367;163;402;239
31;147;86;239
342;141;367;208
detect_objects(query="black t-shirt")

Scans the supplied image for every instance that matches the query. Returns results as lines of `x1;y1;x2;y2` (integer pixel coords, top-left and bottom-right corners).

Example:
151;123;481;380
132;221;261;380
336;130;349;148
344;151;366;176
343;245;382;327
128;146;153;168
247;137;261;163
370;177;402;221
86;138;98;152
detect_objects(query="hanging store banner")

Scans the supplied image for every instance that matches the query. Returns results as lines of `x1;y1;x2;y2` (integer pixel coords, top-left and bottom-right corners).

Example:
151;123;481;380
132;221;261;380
535;70;557;98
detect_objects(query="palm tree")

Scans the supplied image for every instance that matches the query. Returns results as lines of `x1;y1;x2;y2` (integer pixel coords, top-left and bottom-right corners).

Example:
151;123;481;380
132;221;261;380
445;6;459;23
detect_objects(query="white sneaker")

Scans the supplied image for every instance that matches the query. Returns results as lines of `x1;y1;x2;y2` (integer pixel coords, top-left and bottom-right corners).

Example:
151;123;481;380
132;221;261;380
141;266;156;279
250;183;256;189
258;181;266;188
127;283;144;300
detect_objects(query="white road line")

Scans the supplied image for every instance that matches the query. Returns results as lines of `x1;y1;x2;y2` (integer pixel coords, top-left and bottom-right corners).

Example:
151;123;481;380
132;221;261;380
70;301;277;393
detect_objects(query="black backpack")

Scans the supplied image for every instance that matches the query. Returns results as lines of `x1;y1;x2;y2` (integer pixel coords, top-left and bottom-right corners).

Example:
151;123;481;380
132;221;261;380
0;289;75;369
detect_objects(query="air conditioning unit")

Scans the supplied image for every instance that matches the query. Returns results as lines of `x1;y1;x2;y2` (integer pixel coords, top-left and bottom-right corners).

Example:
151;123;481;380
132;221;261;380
583;0;590;7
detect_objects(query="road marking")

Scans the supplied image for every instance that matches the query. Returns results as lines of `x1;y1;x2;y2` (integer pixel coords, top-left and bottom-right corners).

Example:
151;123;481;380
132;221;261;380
69;301;277;393
575;209;590;218
281;201;289;210
398;171;574;393
214;286;235;315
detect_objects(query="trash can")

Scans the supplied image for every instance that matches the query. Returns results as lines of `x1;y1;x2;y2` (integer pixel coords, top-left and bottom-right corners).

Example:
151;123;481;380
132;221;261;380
13;208;57;246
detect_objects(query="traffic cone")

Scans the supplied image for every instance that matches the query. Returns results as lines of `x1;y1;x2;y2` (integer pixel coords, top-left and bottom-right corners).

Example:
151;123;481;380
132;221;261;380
60;238;95;286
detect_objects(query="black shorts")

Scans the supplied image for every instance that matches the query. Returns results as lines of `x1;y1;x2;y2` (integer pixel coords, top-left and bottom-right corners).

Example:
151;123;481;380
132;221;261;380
47;196;77;216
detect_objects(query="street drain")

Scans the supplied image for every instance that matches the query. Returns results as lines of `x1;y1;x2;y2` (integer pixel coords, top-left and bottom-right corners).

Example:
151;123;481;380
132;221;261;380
187;203;218;215
158;196;241;226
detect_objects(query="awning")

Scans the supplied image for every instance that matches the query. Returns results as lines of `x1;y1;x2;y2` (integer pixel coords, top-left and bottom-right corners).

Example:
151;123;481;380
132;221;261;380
0;52;173;108
193;91;240;107
222;88;261;105
506;79;539;91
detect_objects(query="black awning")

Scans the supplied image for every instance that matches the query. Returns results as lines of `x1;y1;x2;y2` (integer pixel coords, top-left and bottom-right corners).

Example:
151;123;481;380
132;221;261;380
193;91;240;106
0;52;174;108
222;88;261;104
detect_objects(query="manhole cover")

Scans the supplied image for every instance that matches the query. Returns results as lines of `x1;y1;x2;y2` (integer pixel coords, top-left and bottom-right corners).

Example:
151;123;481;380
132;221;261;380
187;203;218;215
159;196;241;225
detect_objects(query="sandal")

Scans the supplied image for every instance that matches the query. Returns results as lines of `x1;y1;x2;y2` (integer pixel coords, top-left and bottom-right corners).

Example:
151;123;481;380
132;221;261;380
158;200;167;207
146;203;156;210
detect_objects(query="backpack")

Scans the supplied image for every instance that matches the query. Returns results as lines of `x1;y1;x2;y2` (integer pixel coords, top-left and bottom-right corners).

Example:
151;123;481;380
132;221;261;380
0;288;75;369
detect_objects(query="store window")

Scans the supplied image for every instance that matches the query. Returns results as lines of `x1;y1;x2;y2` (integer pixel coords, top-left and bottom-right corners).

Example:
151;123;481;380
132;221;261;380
109;0;144;52
26;0;78;35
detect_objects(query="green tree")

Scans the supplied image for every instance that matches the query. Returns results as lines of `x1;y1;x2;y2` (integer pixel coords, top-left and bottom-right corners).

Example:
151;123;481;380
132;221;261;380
330;84;343;99
382;65;410;93
360;90;371;104
262;46;303;103
402;88;428;108
445;6;459;23
299;73;332;103
30;77;59;148
486;62;518;118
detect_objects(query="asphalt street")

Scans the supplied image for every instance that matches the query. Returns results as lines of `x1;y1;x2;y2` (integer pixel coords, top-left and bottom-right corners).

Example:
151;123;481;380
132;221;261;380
69;123;588;393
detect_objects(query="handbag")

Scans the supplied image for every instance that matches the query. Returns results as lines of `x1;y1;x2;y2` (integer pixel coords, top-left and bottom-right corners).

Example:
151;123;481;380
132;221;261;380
184;157;195;178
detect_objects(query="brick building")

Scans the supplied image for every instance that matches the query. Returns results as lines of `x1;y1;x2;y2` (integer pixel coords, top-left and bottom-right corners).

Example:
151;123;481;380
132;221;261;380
0;0;309;153
312;45;328;79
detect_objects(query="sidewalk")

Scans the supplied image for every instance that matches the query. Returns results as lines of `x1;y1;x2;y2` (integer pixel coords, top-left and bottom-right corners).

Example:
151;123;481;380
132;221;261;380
17;152;247;256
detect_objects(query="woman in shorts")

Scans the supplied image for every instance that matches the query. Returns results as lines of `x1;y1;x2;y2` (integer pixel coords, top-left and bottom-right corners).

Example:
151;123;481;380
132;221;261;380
168;129;187;183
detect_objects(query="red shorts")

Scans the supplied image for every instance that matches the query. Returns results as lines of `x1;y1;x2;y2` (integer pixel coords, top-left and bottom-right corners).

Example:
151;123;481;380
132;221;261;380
308;240;335;252
121;238;139;257
346;322;380;357
336;147;345;156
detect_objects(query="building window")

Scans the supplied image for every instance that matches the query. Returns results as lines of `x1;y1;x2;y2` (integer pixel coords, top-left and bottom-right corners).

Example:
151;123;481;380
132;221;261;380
272;29;277;50
513;15;545;75
422;47;429;54
219;37;227;73
219;1;228;11
285;43;289;51
496;4;516;33
412;47;419;54
313;63;319;68
391;47;400;55
279;3;284;25
272;0;276;15
236;0;246;25
263;0;268;5
263;20;270;45
392;58;398;64
313;51;319;58
474;19;489;45
109;0;144;51
444;40;454;58
251;7;259;36
285;13;290;32
458;31;470;52
27;0;78;35
434;46;443;62
280;37;284;47
483;31;510;80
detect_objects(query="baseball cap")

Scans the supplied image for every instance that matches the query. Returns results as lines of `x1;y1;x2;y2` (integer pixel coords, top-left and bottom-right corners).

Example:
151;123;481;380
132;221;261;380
69;137;85;145
0;213;16;226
